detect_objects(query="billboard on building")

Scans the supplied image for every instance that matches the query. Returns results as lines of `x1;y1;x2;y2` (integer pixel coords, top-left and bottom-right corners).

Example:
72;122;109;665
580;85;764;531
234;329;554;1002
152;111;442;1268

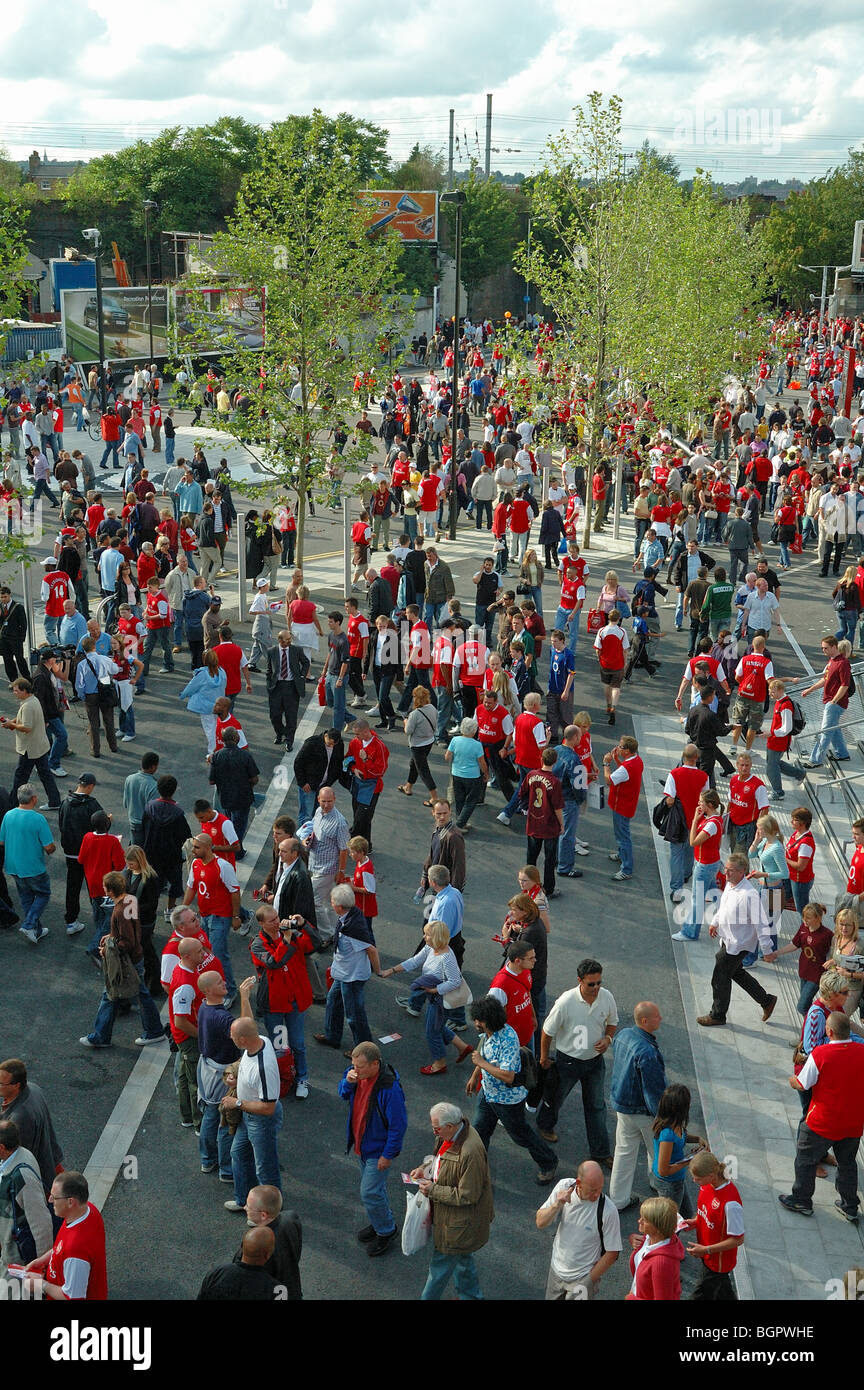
61;286;168;364
852;221;864;275
361;190;438;242
171;285;265;352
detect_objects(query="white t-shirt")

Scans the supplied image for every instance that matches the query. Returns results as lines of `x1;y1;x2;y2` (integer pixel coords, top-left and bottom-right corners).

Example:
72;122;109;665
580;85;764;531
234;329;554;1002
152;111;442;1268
237;1037;281;1104
541;1184;623;1282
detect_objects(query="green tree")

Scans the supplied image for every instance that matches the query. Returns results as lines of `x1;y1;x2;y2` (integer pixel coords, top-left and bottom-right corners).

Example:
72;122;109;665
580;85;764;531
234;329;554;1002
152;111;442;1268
270;111;390;188
762;152;864;306
442;167;520;299
179;113;405;563
389;143;446;191
0;189;30;322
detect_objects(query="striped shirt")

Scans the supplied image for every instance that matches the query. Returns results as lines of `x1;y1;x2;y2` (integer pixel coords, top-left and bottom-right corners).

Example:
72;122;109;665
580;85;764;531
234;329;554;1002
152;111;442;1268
308;807;350;876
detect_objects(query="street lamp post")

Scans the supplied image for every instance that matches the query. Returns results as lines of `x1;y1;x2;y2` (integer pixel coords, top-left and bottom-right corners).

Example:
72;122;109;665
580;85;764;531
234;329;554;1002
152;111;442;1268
440;189;466;542
80;228;107;415
143;200;158;363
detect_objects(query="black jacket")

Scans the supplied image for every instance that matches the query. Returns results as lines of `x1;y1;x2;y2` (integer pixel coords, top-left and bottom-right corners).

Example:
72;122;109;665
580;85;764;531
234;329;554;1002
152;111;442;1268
672;549;715;588
0;599;27;646
265;643;309;692
273;858;317;925
142;797;192;872
293;732;345;793
124;867;160;927
403;550;427;599
367;576;393;623
59;790;104;856
233;1212;302;1301
209;746;260;809
685;702;730;750
31;664;62;722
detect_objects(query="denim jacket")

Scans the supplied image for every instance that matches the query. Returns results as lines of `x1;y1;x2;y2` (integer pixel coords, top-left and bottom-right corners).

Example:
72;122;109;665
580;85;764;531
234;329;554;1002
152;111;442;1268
609;1025;667;1116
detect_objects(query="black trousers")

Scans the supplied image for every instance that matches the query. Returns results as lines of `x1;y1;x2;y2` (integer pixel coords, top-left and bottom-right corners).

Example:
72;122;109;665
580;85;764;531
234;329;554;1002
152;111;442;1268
350;790;380;846
84;691;117;755
188;637;204;670
709;943;772;1022
690;1266;736;1301
348;656;365;698
696;743;733;789
65;857;86;924
268;680;300;744
791;1121;860;1211
460;684;479;717
526;834;559;894
0;639;28;683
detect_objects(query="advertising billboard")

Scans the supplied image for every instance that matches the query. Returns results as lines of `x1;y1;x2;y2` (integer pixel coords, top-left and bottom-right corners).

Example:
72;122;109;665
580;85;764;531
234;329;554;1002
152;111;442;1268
172;285;265;352
361;190;438;242
61;286;168;364
852;220;864;275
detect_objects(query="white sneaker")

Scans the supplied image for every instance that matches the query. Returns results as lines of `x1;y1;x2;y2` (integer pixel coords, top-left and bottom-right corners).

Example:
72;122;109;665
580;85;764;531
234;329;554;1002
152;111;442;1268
295;1079;309;1099
135;1034;166;1046
574;845;590;856
366;705;379;716
575;837;590;848
120;733;136;742
52;766;68;777
66;921;86;936
671;931;691;942
350;696;366;708
497;812;511;826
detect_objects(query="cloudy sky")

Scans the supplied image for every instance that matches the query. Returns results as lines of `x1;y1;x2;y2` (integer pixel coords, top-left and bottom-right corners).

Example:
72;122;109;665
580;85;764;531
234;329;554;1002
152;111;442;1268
3;0;861;184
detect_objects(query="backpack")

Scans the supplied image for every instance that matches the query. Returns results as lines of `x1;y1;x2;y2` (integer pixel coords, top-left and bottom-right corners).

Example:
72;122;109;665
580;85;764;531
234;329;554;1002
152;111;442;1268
276;1048;297;1097
789;700;806;735
102;934;140;1000
849;673;857;698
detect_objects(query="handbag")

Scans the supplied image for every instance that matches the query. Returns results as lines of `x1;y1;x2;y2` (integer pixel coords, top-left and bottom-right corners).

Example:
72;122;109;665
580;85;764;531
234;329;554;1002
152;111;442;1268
442;974;473;1010
317;674;327;706
401;1188;432;1256
102;935;140;1001
586;607;604;634
703;507;718;520
85;655;120;707
587;781;605;811
516;581;532;595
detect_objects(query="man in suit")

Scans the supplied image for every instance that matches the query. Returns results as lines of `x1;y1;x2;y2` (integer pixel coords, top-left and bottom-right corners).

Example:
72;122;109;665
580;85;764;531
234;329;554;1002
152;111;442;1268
0;588;29;684
292;727;345;824
273;833;326;1003
265;630;309;749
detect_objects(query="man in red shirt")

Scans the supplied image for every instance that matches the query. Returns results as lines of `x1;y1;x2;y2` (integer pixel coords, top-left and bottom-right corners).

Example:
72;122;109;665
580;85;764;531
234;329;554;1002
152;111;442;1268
168;935;208;1126
731;635;773;750
520;748;564;895
183;833;241;997
213;626;253;711
396;605;433;713
139;576;174;678
802;635;852;767
497;692;547;826
489;940;537;1047
604;735;643;882
764;677;805;802
346;718;388;846
782;1012;864;1221
24;1170;107;1300
682;1150;745;1300
841;818;864;919
594;610;630;725
78;810;125;963
726;751;768;852
662;743;708;903
344;597;369;707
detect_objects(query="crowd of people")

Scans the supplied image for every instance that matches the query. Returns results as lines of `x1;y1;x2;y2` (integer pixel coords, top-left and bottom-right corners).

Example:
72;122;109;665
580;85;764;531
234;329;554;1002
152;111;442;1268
2;305;864;1302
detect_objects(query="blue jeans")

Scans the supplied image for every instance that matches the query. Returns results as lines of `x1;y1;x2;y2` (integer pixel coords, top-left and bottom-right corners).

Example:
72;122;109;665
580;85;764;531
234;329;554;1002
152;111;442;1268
675;591;685;628
297;786;317;823
13;872;51;933
223;804;249;846
173;610;185;646
140;627;174;675
231;1103;283;1206
199;1099;233;1177
43;615;61;646
86;895;112;955
798;979;818;1017
435;688;460;739
669;840;694;895
612;811;633;876
164;436;175;467
810;702;849;764
357;1154;396;1236
836;612;858;645
779;536;791;567
791;879;812;915
45;715;68;770
424;992;455;1061
554;605;579;655
99;440;119;469
421;1250;482;1300
264;1004;307;1081
503;766;530;819
323;978;372;1047
87;959;162;1045
765;748;803;795
557;798;581;873
679;861;719;939
536;1050;609;1155
423;600;445;627
119;701;136;737
205;914;237;993
325;673;354;734
33;477;58;508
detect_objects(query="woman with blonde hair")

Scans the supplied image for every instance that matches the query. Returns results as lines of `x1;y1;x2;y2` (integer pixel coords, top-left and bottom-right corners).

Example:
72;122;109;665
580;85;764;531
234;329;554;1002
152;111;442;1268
627;1196;684;1300
484;652;519;712
833;565;861;647
380;919;473;1073
596;569;630;618
519;548;544;616
829;908;864;1017
179;648;227;756
516;864;552;933
287;583;322;669
124;844;161;996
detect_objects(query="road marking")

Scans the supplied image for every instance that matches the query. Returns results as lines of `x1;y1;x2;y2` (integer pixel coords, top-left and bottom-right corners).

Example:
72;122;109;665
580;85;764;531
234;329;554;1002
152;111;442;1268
780;619;816;677
83;697;327;1211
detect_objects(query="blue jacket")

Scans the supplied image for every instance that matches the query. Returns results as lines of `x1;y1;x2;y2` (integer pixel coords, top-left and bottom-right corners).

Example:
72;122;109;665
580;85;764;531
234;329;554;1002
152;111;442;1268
609;1025;668;1116
179;666;227;714
338;1063;407;1160
551;744;583;802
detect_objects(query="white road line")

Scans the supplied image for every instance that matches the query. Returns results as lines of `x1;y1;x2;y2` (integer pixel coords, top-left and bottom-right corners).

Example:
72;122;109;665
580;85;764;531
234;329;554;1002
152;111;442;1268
780;619;817;677
84;697;327;1210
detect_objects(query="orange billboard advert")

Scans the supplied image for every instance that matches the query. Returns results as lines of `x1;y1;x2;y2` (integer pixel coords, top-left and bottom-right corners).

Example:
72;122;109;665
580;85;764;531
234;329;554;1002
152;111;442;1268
361;189;438;242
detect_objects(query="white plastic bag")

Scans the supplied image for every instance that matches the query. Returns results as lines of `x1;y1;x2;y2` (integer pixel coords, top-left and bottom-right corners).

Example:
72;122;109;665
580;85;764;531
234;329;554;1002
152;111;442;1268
401;1188;432;1256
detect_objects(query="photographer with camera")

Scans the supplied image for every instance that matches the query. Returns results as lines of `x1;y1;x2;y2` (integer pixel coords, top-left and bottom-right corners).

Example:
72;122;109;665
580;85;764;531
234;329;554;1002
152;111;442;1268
249;903;318;1100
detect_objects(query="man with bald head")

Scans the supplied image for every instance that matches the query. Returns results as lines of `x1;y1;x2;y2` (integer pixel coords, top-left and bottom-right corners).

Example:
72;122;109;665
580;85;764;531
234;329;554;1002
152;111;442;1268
196;970;241;1182
535;1159;622;1300
607;1001;668;1212
234;1185;303;1300
168;936;207;1130
197;1225;277;1300
222;986;283;1213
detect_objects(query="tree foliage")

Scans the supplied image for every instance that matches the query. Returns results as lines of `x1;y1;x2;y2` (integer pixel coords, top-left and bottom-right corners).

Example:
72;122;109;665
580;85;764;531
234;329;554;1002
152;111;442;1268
388;143;446;191
761;151;864;306
0;189;30;322
179;113;406;562
442;167;520;297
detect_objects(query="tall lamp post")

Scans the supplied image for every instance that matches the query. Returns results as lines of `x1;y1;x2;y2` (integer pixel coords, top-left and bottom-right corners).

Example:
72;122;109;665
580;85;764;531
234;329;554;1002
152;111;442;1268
440;189;466;541
143;200;158;363
79;228;107;415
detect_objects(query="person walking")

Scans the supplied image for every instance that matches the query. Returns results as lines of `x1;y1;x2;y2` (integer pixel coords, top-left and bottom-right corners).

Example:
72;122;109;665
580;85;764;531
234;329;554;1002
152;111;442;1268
314;883;379;1054
535;1159;622;1301
79;871;164;1049
608;1002;668;1212
337;1041;407;1259
520;748;565;896
409;1099;494;1299
179;650;227;757
696;853;778;1028
802;635;852;767
537;958;618;1160
3;678;61;809
265;629;308;750
604;734;643;884
0;785;56;944
222;1004;284;1212
780;1010;864;1221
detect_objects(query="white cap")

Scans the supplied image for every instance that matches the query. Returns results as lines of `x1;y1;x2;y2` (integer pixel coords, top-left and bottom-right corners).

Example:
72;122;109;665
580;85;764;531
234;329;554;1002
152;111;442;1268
256;577;269;588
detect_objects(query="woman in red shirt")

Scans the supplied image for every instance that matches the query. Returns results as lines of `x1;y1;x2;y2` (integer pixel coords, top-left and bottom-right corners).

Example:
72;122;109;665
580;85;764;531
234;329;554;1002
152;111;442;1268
676;789;724;941
287;583;323;668
774;490;798;570
492;492;512;574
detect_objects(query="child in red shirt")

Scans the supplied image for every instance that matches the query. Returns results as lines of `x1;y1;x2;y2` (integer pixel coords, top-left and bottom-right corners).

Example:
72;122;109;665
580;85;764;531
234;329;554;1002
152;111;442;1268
348;835;377;935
